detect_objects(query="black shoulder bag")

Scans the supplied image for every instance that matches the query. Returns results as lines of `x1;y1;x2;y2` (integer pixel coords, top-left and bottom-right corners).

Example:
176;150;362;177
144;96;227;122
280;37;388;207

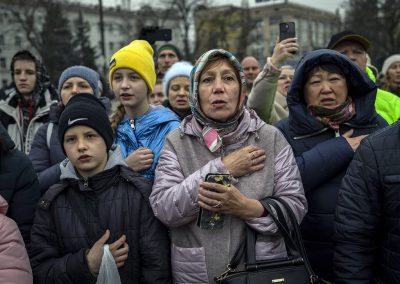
214;197;329;284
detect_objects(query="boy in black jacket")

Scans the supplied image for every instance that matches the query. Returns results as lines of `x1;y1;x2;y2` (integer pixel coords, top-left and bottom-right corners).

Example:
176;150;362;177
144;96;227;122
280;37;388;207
30;93;171;283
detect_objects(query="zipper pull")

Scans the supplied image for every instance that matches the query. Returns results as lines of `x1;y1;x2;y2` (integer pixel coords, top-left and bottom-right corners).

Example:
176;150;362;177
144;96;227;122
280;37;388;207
130;119;135;130
83;178;89;188
335;129;340;137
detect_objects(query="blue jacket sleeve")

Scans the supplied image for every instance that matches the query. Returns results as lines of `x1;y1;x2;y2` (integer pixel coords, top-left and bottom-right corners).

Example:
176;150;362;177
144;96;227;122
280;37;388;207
333;138;381;283
295;137;354;192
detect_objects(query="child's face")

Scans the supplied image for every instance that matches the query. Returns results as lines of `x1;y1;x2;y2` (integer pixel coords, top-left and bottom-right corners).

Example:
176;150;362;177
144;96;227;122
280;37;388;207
63;125;108;178
112;68;149;110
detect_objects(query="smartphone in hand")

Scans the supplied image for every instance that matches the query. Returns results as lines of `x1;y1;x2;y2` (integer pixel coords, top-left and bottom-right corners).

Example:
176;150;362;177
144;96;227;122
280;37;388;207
197;173;232;230
279;22;296;42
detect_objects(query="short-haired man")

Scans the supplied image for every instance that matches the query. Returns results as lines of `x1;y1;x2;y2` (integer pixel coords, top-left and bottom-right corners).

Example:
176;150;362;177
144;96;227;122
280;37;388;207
241;56;261;92
156;43;182;79
0;50;58;154
328;31;400;124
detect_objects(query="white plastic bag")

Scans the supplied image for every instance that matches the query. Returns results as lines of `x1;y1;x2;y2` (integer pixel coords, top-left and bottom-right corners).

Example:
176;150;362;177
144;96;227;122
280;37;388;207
96;244;122;284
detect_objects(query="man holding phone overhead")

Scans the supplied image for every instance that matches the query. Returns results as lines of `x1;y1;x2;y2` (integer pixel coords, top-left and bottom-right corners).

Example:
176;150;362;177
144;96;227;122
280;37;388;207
247;22;298;124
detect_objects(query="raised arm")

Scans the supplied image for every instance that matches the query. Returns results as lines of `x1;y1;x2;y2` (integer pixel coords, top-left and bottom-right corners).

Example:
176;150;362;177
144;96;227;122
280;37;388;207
247;37;298;123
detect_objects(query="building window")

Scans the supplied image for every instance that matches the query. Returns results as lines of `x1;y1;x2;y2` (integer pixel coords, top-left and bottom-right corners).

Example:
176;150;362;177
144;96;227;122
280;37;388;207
0;35;4;46
269;16;282;25
109;42;114;53
15;36;21;47
0;58;6;69
2;80;8;87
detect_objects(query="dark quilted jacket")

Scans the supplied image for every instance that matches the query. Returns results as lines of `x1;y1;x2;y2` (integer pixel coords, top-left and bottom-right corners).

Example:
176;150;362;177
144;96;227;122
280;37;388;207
334;122;400;283
275;49;387;280
30;148;171;283
0;123;40;247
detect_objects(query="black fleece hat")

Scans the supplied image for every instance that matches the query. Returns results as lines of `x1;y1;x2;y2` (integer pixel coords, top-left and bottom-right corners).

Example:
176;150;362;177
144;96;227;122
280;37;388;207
58;93;113;154
327;30;370;50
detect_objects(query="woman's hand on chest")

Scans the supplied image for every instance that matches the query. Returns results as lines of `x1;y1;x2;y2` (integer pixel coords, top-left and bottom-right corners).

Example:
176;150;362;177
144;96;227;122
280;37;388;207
222;145;266;177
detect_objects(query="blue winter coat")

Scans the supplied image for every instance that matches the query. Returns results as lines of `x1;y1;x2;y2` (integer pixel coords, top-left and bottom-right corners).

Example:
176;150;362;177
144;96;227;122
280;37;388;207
29;97;112;194
115;105;180;181
275;49;387;280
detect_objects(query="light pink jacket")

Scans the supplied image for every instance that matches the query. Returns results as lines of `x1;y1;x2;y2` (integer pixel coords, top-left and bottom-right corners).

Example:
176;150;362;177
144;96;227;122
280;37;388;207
151;109;307;283
0;195;33;284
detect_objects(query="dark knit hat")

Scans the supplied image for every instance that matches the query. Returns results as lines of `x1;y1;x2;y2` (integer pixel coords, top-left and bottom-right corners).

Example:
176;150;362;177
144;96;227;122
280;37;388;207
327;30;370;50
58;66;100;97
157;43;182;60
58;93;113;154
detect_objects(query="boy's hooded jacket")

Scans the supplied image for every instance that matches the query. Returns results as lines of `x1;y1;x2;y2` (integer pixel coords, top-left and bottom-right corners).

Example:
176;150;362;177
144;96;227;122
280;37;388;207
30;147;172;283
275;49;387;280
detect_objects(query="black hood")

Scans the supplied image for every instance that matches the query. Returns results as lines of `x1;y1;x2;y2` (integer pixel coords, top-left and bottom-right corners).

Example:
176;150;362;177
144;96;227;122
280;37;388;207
287;49;378;135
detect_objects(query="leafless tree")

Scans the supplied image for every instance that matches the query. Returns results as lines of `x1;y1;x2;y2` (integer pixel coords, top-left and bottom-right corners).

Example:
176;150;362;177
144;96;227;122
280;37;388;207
344;0;400;67
161;0;211;60
9;0;46;55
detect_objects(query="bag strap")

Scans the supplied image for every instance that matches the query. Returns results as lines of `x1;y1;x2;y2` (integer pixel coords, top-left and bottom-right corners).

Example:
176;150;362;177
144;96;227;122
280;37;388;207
269;197;320;282
226;197;300;270
260;198;300;257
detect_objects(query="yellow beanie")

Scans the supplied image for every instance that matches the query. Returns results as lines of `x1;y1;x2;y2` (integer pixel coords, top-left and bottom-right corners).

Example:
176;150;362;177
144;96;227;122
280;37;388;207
109;40;156;93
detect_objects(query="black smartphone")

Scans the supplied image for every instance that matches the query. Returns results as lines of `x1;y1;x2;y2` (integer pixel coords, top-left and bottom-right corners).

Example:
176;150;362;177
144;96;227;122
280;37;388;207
196;174;232;230
139;26;172;44
279;22;296;42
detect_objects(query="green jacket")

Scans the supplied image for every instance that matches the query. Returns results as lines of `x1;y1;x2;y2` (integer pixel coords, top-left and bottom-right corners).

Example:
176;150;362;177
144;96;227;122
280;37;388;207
366;67;400;124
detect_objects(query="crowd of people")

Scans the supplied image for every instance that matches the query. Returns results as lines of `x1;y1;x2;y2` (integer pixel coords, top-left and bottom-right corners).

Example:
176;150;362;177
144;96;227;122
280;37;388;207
0;28;399;284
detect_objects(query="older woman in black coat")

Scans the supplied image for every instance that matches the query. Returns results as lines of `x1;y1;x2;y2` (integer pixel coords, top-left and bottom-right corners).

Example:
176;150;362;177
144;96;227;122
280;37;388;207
275;49;387;280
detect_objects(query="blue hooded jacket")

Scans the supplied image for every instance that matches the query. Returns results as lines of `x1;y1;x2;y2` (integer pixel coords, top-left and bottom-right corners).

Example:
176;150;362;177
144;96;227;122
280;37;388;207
115;106;180;180
275;49;387;280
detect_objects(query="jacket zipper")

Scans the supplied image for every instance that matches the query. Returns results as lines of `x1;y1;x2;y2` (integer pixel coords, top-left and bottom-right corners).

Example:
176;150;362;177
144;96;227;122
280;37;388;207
83;177;89;188
130;119;135;130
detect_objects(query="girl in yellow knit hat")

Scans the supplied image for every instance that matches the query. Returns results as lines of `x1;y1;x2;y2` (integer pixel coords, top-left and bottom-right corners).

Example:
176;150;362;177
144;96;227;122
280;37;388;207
109;40;180;181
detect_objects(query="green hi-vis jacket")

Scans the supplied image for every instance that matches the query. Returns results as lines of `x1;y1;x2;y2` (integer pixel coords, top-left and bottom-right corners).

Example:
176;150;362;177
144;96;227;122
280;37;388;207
366;67;400;124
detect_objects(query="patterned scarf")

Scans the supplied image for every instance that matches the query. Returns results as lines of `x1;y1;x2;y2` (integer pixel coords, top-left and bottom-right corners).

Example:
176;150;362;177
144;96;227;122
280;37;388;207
308;97;356;130
189;49;247;152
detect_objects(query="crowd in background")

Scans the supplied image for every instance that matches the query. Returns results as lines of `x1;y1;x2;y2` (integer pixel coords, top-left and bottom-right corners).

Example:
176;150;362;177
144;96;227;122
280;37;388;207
0;28;400;284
